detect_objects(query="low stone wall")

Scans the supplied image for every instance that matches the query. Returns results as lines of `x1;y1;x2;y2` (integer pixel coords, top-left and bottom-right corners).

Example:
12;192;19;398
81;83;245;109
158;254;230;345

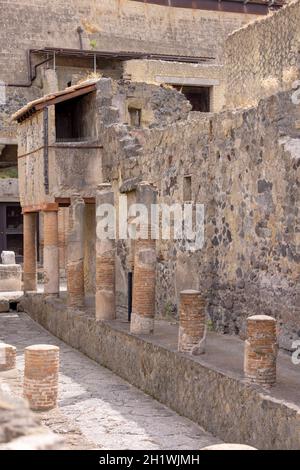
21;294;300;450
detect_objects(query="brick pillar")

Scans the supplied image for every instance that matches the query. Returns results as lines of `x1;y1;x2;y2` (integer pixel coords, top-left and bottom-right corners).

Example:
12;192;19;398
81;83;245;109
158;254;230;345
23;212;37;292
95;184;115;320
43;210;59;295
0;344;16;371
244;315;277;386
130;182;157;335
24;345;59;411
178;290;206;355
67;195;85;308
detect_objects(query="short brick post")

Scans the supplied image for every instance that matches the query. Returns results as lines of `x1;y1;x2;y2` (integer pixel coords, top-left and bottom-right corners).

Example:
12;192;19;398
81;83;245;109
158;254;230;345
244;315;277;386
0;344;16;371
24;345;59;411
178;290;206;355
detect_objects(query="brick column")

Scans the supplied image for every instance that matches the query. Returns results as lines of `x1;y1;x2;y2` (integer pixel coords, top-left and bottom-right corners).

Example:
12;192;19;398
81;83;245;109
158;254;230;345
24;345;59;411
67;195;85;308
244;315;277;386
23;212;37;292
95;184;115;320
130;182;157;335
43;210;59;295
0;344;16;371
178;290;206;355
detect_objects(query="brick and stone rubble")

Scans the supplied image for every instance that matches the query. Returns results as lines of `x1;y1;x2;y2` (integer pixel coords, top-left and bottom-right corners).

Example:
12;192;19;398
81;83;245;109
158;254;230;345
0;343;16;371
24;344;60;411
178;290;206;355
43;210;59;295
244;315;278;386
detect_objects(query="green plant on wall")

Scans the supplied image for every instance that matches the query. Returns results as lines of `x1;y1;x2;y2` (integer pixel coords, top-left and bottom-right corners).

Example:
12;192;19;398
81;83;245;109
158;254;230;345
206;319;215;332
90;39;97;49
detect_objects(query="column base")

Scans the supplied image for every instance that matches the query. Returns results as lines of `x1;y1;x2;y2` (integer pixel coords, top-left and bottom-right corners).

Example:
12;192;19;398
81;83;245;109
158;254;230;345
130;313;154;335
178;326;206;355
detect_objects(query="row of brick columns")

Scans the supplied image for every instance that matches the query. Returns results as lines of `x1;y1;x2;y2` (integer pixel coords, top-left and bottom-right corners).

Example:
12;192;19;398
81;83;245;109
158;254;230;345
95;181;157;336
23;199;86;304
23;188;277;389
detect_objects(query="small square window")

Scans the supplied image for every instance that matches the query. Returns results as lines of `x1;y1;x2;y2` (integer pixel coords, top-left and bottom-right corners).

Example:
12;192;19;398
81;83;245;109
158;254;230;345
183;175;192;202
128;107;141;127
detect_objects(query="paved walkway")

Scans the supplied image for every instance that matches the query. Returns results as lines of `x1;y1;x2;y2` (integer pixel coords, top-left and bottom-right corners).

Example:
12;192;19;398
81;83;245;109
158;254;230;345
0;310;221;450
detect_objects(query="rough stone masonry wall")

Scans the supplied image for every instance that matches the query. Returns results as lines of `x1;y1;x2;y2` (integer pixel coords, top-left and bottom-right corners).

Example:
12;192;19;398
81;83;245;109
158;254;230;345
0;0;259;140
225;0;300;109
105;86;300;350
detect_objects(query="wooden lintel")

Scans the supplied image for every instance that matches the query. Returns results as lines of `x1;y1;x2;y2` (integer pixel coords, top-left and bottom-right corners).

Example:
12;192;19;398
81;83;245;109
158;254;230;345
55;197;96;206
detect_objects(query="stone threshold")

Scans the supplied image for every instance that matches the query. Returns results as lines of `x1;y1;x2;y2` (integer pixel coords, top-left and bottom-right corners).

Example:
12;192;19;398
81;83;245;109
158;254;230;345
20;293;300;450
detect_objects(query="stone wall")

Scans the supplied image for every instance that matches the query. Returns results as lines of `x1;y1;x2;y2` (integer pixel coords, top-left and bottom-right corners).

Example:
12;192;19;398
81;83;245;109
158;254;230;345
99;83;300;350
225;0;300;109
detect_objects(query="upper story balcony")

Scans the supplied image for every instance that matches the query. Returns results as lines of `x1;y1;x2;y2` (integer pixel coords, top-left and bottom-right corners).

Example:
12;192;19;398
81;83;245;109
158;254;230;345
13;80;103;211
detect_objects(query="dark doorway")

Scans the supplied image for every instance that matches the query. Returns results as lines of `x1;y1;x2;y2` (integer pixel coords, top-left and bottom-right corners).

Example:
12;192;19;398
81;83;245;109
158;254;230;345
174;85;211;112
0;203;23;263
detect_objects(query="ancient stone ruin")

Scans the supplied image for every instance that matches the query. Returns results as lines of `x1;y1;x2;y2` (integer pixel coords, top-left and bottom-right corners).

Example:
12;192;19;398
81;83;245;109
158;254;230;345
0;0;299;452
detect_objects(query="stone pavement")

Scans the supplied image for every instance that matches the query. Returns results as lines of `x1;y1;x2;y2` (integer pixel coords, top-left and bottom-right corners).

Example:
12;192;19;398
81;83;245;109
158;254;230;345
0;310;222;450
